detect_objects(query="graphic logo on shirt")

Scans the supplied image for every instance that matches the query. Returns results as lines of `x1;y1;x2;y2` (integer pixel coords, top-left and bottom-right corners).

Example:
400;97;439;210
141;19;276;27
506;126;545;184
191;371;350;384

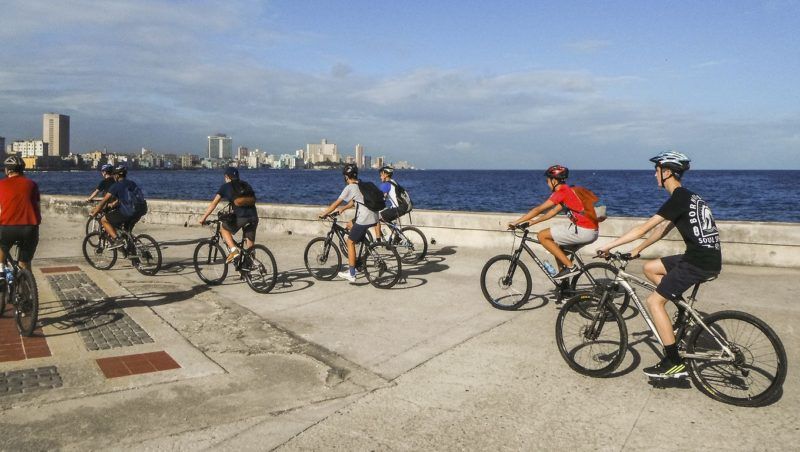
689;195;720;249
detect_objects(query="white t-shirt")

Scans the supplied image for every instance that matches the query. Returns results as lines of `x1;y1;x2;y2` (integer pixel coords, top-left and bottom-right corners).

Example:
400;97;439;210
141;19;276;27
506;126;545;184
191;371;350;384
339;183;380;225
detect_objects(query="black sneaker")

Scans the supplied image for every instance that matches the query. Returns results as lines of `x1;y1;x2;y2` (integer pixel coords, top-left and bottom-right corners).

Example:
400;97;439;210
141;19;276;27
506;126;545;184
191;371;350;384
642;357;688;379
552;265;580;280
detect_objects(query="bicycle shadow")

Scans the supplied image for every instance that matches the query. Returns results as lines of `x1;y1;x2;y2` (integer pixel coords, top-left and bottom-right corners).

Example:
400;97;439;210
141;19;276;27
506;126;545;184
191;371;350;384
270;268;315;294
513;294;550;311
392;246;456;290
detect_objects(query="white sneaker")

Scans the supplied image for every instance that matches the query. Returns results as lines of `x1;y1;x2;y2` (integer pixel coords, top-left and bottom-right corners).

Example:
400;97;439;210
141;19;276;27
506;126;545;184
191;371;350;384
337;270;357;283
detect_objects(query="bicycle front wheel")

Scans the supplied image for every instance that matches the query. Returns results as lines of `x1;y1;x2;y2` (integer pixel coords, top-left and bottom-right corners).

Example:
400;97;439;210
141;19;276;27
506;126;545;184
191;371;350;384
480;255;532;310
14;269;39;336
363;243;402;289
555;293;627;377
304;237;341;281
85;216;102;236
570;262;631;314
193;240;228;285
243;245;278;294
82;232;117;270
686;310;787;407
396;226;428;264
132;234;162;276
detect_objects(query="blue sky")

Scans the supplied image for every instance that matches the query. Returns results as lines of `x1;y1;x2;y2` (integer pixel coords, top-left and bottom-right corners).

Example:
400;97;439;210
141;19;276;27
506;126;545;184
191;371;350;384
1;0;798;169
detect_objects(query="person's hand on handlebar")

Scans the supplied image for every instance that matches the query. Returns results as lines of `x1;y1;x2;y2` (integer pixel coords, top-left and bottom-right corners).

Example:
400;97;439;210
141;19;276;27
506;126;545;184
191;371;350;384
507;221;528;231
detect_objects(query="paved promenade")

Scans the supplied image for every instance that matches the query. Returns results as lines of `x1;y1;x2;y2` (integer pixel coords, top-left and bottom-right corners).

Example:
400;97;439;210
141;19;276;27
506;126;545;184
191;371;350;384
0;218;798;451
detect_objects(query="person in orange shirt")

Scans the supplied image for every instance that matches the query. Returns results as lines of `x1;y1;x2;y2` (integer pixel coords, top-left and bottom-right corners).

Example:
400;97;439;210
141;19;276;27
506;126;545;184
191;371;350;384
0;155;42;277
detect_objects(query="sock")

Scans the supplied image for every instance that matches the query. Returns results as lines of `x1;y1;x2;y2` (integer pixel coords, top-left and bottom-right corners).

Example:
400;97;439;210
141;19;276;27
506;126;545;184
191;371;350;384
349;267;356;276
664;343;681;363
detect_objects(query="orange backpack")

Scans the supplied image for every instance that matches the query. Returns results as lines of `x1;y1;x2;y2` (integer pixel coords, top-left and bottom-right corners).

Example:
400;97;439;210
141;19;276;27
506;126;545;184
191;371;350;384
569;186;606;226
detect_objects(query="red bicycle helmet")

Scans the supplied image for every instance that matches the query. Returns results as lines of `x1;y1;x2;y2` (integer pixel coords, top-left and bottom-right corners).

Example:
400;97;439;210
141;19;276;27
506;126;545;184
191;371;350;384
544;164;569;181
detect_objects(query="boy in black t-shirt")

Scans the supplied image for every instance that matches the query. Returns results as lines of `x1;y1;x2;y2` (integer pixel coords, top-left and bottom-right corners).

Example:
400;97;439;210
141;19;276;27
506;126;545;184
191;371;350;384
199;167;258;263
598;151;721;379
85;164;116;202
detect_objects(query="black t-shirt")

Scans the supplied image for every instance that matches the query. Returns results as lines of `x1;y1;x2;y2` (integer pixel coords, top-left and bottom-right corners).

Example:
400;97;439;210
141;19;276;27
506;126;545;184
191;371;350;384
217;181;258;219
656;187;722;272
96;177;115;193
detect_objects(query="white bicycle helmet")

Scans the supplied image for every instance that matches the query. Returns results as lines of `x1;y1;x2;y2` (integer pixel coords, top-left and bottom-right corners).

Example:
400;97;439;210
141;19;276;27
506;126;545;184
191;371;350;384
649;151;690;173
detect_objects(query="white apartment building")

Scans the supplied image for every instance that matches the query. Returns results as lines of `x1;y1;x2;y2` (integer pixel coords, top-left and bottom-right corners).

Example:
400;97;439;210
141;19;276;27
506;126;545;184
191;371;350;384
12;140;48;157
355;144;364;168
305;139;339;164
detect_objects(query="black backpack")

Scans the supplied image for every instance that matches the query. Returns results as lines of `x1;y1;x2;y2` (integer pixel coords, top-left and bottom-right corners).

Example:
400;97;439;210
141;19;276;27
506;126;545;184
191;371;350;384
357;181;386;212
389;180;413;214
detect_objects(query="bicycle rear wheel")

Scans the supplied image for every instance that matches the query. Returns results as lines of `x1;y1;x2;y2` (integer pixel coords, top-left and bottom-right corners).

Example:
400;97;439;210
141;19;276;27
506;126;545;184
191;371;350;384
686;310;787;407
304;237;341;281
363;243;402;288
82;232;117;270
397;226;428;264
14;269;39;336
555;293;627;377
480;255;532;310
570;262;630;314
243;244;278;294
193;240;228;285
132;234;162;276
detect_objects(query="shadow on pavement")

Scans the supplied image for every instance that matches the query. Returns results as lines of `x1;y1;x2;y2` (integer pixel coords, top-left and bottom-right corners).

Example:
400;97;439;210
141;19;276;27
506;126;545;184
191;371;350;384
392;245;455;290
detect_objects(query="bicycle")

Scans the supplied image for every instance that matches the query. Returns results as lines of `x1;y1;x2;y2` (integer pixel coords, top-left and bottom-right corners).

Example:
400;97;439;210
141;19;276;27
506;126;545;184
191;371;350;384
0;245;39;337
480;223;629;311
192;219;278;294
304;212;402;289
370;218;428;264
85;199;110;236
82;221;162;276
555;252;787;407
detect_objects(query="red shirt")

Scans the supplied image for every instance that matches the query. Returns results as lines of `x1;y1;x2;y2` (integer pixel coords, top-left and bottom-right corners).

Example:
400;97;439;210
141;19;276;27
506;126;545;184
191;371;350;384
0;175;42;226
548;184;597;230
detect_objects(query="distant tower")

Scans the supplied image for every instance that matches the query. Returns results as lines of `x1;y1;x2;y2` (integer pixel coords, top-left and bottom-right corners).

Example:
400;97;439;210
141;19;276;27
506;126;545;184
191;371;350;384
355;144;364;169
0;136;5;158
43;113;70;156
207;134;232;159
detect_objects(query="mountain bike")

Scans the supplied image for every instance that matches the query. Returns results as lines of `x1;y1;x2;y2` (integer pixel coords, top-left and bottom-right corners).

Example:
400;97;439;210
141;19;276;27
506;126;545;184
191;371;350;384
304;212;402;289
82;221;162;276
85;201;111;236
555;252;787;407
0;245;39;336
192;219;278;294
479;223;629;311
370;219;427;264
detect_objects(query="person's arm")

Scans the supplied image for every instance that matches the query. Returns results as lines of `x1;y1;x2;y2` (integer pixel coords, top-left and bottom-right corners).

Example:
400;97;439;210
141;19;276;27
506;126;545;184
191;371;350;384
90;193;114;216
630;221;675;257
338;199;355;213
199;195;223;224
86;189;100;202
599;214;668;254
508;200;559;229
319;199;344;218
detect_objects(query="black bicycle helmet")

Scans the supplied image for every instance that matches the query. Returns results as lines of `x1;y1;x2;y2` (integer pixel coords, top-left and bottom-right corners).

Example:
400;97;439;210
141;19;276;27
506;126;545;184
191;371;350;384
3;155;25;172
113;163;128;176
100;163;114;173
342;163;358;178
544;164;569;181
379;165;394;175
649;151;690;174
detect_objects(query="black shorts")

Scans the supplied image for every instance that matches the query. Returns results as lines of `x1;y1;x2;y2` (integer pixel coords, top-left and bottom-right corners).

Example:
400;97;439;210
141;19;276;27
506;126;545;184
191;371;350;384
222;216;258;243
348;223;376;243
380;208;401;223
0;225;40;262
105;209;143;231
656;254;719;301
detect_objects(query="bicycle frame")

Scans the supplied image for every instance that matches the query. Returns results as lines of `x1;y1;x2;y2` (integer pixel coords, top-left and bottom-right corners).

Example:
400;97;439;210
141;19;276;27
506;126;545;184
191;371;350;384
510;228;589;288
324;216;369;263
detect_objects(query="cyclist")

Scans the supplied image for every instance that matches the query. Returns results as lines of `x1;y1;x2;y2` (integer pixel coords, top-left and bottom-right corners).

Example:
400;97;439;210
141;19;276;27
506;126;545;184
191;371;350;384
85;163;116;202
90;164;148;250
318;163;380;283
598;151;721;379
198;167;258;263
0;155;41;279
373;166;404;242
507;165;599;280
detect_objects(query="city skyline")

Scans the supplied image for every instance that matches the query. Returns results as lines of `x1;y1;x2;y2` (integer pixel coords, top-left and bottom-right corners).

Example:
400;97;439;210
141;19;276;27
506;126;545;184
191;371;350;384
1;1;798;169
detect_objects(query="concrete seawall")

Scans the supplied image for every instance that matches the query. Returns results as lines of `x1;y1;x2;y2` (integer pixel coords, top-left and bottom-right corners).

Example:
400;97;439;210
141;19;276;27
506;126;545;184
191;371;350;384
43;195;800;268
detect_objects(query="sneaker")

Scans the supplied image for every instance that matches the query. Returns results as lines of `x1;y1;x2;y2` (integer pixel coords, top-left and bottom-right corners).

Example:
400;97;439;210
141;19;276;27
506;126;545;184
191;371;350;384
552;265;580;280
642;357;688;379
337;270;357;283
225;248;241;264
107;238;126;250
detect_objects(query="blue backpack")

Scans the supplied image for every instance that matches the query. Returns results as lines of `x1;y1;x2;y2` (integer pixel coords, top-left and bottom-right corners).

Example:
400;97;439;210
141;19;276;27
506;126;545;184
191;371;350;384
117;182;148;218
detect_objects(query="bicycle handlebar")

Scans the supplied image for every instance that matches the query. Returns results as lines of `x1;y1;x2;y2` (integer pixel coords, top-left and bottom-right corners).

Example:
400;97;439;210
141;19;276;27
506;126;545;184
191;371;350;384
319;211;341;220
595;251;639;266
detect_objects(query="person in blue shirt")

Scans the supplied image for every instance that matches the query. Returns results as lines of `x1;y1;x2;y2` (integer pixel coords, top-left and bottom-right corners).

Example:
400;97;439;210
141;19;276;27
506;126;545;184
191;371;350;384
89;164;148;249
199;167;258;263
373;166;401;242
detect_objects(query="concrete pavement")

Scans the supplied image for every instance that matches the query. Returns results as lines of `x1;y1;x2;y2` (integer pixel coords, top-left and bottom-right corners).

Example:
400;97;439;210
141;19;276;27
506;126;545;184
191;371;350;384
0;217;797;451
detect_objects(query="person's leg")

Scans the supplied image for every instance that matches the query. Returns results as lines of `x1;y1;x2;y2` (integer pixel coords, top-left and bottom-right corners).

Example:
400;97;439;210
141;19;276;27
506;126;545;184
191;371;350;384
643;258;668;285
220;229;236;249
242;220;257;249
100;216;118;239
538;228;572;268
17;226;39;271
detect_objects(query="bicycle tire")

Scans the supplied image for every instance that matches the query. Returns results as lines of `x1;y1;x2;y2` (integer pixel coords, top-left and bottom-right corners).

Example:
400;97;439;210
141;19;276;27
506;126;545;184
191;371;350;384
480;255;532;310
398;226;428;264
555;293;627;377
85;215;102;236
14;269;39;337
132;234;162;276
82;232;117;270
193;240;228;285
304;237;341;281
243;244;278;294
363;242;402;289
686;310;787;407
570;262;631;314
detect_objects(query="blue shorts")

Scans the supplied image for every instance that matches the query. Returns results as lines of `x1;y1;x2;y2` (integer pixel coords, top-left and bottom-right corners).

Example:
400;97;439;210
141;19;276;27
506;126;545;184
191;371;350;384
348;223;376;243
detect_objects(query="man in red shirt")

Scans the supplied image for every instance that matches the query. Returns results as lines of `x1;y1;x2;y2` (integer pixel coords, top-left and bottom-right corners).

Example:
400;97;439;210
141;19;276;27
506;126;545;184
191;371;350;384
507;165;600;280
0;155;42;275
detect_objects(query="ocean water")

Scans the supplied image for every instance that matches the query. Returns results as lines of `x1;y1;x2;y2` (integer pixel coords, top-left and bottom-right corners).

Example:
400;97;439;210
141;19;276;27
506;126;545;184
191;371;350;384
26;169;800;223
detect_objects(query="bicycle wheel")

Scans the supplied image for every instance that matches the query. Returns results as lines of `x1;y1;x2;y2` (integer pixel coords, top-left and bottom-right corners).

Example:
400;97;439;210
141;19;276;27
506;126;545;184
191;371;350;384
397;226;428;264
85;216;102;236
555;293;627;377
243;244;278;294
480;255;532;310
686;310;787;407
193;240;228;285
304;237;341;281
82;232;117;270
132;234;162;276
14;269;39;336
570;262;631;314
363;243;402;289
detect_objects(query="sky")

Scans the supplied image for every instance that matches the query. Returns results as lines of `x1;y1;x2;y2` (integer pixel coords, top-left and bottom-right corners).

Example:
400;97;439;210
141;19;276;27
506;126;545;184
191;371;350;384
1;0;798;169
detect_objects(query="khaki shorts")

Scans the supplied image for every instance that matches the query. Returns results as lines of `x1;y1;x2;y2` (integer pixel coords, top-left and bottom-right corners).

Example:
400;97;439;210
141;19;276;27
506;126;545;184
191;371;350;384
550;223;598;247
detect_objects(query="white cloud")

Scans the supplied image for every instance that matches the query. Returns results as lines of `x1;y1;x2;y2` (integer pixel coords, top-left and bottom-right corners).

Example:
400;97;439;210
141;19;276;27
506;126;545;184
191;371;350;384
564;39;612;53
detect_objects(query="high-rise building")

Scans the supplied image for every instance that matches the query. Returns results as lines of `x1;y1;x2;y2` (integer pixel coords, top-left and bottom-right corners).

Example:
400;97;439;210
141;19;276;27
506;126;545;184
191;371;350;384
355;144;364;169
236;146;249;160
306;139;340;164
208;134;232;159
43;113;70;156
0;136;5;158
